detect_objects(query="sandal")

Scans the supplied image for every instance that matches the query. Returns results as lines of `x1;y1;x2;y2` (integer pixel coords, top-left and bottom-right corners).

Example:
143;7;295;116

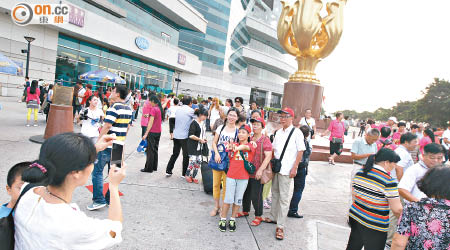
210;207;220;217
236;212;249;218
276;227;284;240
251;216;263;226
262;217;277;224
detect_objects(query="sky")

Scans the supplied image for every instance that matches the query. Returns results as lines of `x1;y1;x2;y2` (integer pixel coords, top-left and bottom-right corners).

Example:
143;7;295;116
224;0;450;113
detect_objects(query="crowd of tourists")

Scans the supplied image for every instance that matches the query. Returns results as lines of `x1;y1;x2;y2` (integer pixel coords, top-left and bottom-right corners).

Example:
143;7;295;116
4;79;450;249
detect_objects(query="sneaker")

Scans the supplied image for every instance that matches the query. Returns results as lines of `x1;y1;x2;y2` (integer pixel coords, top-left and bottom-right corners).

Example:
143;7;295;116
186;176;193;183
87;202;107;211
33;123;38;127
165;172;173;177
228;219;236;232
26;124;30;127
218;219;227;232
180;175;185;179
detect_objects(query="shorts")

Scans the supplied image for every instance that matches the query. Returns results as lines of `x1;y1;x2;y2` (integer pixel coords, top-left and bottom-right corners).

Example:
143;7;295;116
224;177;249;206
330;141;343;155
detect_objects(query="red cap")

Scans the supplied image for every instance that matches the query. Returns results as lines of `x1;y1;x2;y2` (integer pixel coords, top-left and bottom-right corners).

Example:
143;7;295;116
250;117;266;128
239;124;252;134
278;107;294;118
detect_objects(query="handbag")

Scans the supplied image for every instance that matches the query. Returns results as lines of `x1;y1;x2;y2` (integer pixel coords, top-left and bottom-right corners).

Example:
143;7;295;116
258;136;273;184
0;183;35;250
332;137;343;144
208;144;229;171
270;128;295;173
239;150;255;174
200;122;209;156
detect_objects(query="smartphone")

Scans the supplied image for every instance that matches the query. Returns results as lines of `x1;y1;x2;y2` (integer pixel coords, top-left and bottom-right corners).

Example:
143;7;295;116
110;142;124;166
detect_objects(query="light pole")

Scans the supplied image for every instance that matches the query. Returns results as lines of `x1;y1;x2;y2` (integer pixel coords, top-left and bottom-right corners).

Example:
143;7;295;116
24;36;35;79
174;72;181;96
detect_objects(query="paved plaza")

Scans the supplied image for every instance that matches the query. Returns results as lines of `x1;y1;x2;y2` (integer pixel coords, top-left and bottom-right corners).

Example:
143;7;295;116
0;97;354;250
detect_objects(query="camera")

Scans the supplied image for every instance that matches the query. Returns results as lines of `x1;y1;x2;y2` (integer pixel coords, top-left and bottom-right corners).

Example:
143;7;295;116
79;109;89;120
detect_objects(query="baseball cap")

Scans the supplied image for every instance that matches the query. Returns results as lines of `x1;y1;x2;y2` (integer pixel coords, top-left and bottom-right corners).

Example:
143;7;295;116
388;117;398;123
277;107;294;118
250;117;266;128
239;124;252;134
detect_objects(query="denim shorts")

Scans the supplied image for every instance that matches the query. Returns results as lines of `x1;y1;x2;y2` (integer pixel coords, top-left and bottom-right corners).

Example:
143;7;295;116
224;177;249;206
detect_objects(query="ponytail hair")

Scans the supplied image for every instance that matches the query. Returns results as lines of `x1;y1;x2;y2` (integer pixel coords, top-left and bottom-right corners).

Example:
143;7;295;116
194;108;208;117
30;80;38;94
362;147;401;175
22;133;97;186
424;129;435;143
149;94;163;118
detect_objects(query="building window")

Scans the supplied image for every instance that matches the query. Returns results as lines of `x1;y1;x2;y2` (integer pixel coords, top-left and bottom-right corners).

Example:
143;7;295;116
270;93;282;108
250;88;267;108
161;32;171;45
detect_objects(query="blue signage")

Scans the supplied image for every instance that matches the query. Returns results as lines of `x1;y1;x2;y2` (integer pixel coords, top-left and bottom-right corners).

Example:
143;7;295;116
135;37;149;50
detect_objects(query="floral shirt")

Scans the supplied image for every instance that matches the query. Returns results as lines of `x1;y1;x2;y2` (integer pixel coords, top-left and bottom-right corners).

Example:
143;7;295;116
397;198;450;250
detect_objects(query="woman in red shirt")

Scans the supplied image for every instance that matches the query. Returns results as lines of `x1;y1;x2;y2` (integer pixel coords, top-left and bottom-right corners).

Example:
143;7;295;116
26;80;40;127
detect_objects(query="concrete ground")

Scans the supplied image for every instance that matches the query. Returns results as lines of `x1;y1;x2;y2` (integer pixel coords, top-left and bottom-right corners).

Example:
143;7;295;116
0;96;353;250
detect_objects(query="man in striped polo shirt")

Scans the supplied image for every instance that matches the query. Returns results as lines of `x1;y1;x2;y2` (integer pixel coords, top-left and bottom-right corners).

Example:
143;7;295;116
88;84;132;211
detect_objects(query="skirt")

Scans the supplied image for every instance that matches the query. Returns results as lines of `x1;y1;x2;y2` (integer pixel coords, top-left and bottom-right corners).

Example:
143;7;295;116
27;100;39;109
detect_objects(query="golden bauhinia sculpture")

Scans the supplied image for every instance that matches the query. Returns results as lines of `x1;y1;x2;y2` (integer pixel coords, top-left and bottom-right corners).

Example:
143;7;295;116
278;0;346;84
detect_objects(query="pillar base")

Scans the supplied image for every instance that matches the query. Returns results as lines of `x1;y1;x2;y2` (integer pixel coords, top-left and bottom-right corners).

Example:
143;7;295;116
44;104;74;139
281;81;323;126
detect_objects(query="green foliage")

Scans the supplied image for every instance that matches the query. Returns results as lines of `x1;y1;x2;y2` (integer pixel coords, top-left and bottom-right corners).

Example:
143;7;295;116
337;78;450;127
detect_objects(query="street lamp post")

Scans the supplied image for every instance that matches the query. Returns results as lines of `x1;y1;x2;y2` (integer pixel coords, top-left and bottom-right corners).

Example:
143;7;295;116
24;36;35;79
174;72;181;96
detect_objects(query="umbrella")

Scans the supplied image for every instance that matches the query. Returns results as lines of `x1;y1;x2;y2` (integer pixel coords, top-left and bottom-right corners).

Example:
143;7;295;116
0;52;21;75
79;70;125;84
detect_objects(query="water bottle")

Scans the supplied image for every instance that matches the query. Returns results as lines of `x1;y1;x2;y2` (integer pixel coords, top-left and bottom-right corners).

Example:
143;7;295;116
137;140;147;153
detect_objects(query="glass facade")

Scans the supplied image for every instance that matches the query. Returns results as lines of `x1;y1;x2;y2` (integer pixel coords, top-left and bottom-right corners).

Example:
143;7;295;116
55;34;174;92
179;0;231;70
68;0;181;46
270;93;282;108
250;88;267;107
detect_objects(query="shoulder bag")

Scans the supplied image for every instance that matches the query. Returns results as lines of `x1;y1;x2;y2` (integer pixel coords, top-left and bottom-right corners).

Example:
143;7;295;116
239;150;256;174
259;136;273;184
304;117;315;137
270;128;295;173
0;183;36;250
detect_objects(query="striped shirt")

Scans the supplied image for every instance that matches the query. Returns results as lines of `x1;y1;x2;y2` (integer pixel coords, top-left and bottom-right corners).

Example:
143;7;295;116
349;164;399;232
104;102;132;145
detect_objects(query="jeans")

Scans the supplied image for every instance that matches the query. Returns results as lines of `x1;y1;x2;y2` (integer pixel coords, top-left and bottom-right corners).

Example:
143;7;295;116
166;138;189;176
72;104;81;118
143;132;161;172
289;166;307;214
92;148;111;204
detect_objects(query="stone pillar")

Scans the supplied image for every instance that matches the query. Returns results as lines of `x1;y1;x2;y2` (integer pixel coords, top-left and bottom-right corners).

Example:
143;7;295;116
281;81;323;126
44;104;74;139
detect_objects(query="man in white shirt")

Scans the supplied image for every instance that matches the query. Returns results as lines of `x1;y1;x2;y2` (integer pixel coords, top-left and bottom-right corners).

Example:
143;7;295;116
393;132;418;181
299;108;316;144
263;107;305;240
442;123;450;163
398;143;444;202
386;132;418;247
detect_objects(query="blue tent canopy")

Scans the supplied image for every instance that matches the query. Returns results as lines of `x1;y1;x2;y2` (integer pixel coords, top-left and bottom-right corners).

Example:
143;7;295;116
0;53;21;75
79;70;125;84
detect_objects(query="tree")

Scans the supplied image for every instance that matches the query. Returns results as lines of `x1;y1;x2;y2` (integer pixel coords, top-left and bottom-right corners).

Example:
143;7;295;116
336;78;450;127
417;78;450;126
